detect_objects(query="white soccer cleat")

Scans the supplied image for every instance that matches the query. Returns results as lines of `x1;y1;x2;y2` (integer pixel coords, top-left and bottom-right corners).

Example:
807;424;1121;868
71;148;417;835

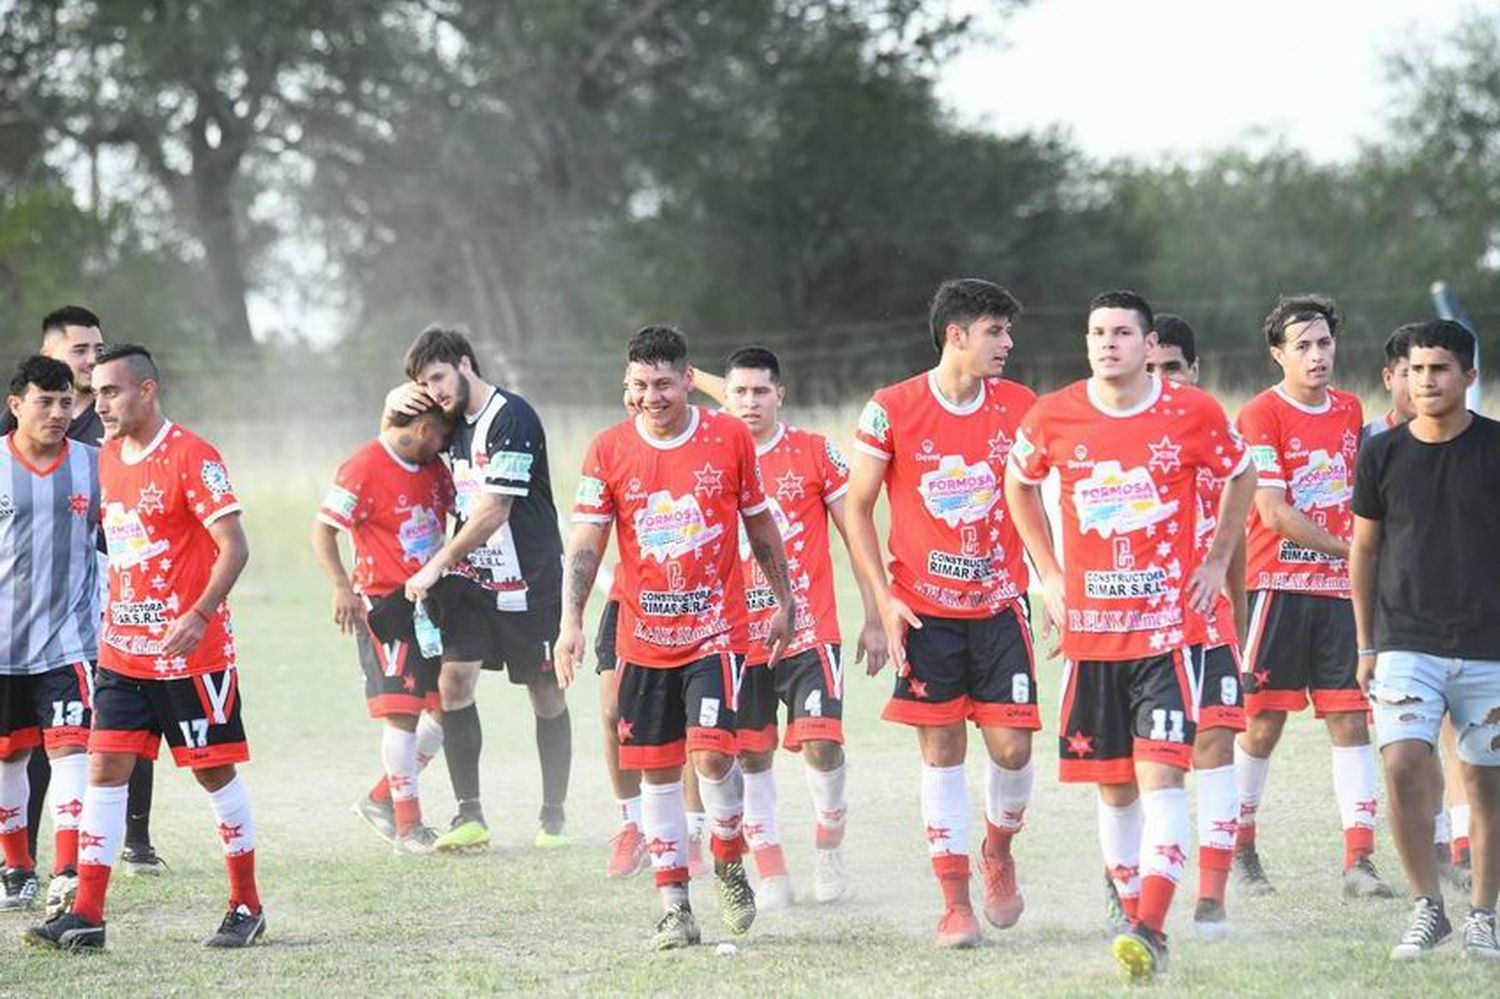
813;847;849;904
757;873;795;911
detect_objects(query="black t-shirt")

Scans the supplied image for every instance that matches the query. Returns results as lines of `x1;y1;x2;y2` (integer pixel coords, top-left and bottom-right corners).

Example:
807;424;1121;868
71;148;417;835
446;386;562;611
0;401;105;445
1352;414;1500;658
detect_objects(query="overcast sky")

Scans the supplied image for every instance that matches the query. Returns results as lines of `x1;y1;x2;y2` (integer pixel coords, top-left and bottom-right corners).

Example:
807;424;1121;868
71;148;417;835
937;0;1475;161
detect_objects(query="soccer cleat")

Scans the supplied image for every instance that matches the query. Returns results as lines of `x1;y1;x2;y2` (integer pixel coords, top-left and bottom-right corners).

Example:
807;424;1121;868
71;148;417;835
757;873;794;912
979;854;1023;929
1103;874;1130;936
934;905;981;949
1233;846;1275;895
0;867;39;911
22;912;105;951
649;903;701;951
1112;924;1169;982
1390;897;1451;960
714;859;757;936
435;815;491;853
607;825;649;879
204;903;267;948
393;824;441;856
352;795;398;846
118;843;169;877
533;827;570;850
45;869;78;920
1462;909;1500;961
687;829;709;879
1342;856;1395;899
1192;897;1230;942
813;847;849;904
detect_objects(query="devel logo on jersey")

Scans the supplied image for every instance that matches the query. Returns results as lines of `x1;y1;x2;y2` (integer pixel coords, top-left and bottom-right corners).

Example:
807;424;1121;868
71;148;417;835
1074;462;1178;538
635;490;723;562
1289;449;1352;510
918;455;999;527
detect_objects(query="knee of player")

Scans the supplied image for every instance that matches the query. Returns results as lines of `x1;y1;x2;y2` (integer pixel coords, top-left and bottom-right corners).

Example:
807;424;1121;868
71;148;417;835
987;741;1031;772
693;750;735;781
88;751;137;787
1325;711;1371;745
384;713;419;733
192;763;237;793
739;749;776;774
528;681;568;719
801;740;844;770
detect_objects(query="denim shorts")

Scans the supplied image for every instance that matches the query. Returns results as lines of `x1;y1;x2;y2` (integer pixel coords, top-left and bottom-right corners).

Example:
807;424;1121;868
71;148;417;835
1370;651;1500;766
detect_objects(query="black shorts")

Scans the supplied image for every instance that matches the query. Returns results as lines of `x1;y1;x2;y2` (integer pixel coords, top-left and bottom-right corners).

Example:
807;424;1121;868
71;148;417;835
1058;649;1196;784
738;644;844;753
594;599;620;674
616;653;741;770
1242;591;1363;717
0;664;93;755
357;592;441;718
90;665;249;770
429;576;560;685
883;602;1039;730
1196;643;1245;732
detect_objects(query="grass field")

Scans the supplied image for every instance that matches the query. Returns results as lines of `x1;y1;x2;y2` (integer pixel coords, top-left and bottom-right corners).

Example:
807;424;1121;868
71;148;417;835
0;404;1492;996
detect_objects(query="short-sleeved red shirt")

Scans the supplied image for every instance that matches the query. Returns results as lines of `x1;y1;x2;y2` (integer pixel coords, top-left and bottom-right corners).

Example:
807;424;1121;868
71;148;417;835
318;438;454;598
853;371;1035;618
1192;466;1238;648
1009;378;1249;662
573;407;768;668
99;422;241;679
1237;386;1362;596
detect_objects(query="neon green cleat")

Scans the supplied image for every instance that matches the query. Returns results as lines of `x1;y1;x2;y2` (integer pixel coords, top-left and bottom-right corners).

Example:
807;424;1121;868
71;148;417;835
435;817;491;853
533;828;570;849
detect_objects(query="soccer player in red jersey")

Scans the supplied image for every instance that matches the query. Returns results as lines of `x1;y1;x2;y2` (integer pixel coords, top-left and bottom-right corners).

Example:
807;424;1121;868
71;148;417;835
846;279;1040;949
695;347;883;909
25;345;263;951
1232;295;1393;900
556;326;796;950
1146;315;1248;939
312;402;455;854
1006;290;1255;981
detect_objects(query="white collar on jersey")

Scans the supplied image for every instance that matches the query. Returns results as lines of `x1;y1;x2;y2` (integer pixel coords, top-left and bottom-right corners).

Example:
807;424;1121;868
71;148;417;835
755;422;786;456
121;419;173;466
634;405;701;450
926;369;985;416
1086;374;1162;418
379;436;421;473
1272;384;1331;414
465;385;504;425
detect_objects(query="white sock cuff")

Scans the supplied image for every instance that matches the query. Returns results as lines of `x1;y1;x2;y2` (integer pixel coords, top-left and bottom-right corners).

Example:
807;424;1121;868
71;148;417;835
1453;804;1472;838
49;753;88;827
643;780;684;799
1097;797;1143;820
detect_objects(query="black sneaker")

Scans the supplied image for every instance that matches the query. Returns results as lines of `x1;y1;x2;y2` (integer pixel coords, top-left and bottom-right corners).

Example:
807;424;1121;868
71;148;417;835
1343;856;1395;899
1103;872;1130;936
0;867;38;911
1193;897;1230;941
204;903;267;948
119;843;169;877
714;859;757;936
1112;922;1168;982
1233;846;1275;895
22;912;105;951
1390;896;1451;961
352;794;398;846
1462;908;1500;962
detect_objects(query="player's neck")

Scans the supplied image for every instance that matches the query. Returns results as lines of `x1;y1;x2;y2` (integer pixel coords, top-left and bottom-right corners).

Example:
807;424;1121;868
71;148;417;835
464;376;495;419
123;412;167;453
381;429;423;464
1409;405;1472;444
9;430;64;468
72;391;94;420
931;359;984;408
1278;378;1328;408
1088;369;1154;412
752;420;781;447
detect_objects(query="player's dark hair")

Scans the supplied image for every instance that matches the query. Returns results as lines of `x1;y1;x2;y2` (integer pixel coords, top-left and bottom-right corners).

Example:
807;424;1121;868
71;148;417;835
1383;323;1420;368
95;343;159;385
1262;294;1340;348
1087;289;1154;334
405;325;481;380
41;305;101;339
726;346;781;384
1152;313;1198;366
1407;319;1476;371
389;400;454;430
627;325;688;372
8;355;73;397
929;278;1022;353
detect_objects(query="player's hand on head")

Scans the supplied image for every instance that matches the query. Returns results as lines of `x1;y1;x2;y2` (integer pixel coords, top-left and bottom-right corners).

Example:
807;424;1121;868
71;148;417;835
385;382;432;420
333;586;365;635
857;615;888;676
160;609;208;658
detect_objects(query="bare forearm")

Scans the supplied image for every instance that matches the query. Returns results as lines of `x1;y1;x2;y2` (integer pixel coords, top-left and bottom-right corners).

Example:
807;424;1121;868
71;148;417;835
1229;536;1248;642
310;523;353;592
1205;470;1255;566
435;499;510;569
1264;503;1349;559
194;532;248;618
1006;481;1062;582
844;503;890;601
564;547;601;624
747;518;795;607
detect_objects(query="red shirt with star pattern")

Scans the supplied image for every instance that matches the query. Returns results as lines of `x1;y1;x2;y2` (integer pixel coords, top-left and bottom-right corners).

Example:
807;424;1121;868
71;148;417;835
739;423;849;665
1193;466;1238;648
573;406;768;668
99;421;241;679
853;371;1035;619
1009;377;1249;662
1237;386;1362;597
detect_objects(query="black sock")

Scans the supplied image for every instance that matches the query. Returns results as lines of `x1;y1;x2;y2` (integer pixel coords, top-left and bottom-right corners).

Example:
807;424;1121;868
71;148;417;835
25;748;50;859
536;709;572;830
125;757;155;848
442;704;483;811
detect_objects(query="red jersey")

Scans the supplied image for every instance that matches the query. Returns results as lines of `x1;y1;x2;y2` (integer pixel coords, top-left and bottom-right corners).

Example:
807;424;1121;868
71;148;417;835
99;422;241;679
853;371;1035;618
1237;386;1362;596
1009;378;1249;662
1193;467;1238;648
738;424;849;665
573;406;768;668
318;438;454;597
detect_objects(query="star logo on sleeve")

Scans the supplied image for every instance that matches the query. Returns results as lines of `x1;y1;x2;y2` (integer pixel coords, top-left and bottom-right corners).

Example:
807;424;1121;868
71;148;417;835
775;469;806;503
693;463;725;498
136;483;165;516
1147;436;1182;474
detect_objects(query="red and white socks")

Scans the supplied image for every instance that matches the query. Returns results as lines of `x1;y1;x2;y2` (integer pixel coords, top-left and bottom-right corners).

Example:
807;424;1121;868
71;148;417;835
49;752;88;874
697;762;747;864
1233;741;1270;853
0;756;33;873
369;713;442;816
1098;797;1143;922
921;763;971;910
1137;788;1190;933
1332;744;1378;869
415;711;445;769
72;783;128;924
381;726;422;836
983;759;1033;859
1195;764;1236;904
806;760;848;849
209;775;261;914
616;795;643;831
641;780;689;906
743;768;785;879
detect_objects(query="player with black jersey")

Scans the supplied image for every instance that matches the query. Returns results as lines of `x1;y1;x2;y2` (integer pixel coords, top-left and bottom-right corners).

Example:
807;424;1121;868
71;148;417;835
389;327;570;852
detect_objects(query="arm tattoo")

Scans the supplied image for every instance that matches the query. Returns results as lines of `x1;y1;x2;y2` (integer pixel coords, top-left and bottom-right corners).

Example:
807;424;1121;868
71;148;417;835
565;547;601;615
750;533;794;604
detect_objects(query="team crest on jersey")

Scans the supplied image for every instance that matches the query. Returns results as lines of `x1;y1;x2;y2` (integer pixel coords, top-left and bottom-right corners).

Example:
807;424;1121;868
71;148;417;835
824;439;848;475
1011;429;1036;464
918;455;999;528
1249;445;1279;473
323;485;359;520
634;491;723;562
1074;462;1178;538
858;400;890;442
1289;449;1352;510
575;475;605;508
201;461;233;501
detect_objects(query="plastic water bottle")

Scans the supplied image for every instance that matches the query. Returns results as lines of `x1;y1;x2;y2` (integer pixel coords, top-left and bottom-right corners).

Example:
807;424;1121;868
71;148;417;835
413;601;443;658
